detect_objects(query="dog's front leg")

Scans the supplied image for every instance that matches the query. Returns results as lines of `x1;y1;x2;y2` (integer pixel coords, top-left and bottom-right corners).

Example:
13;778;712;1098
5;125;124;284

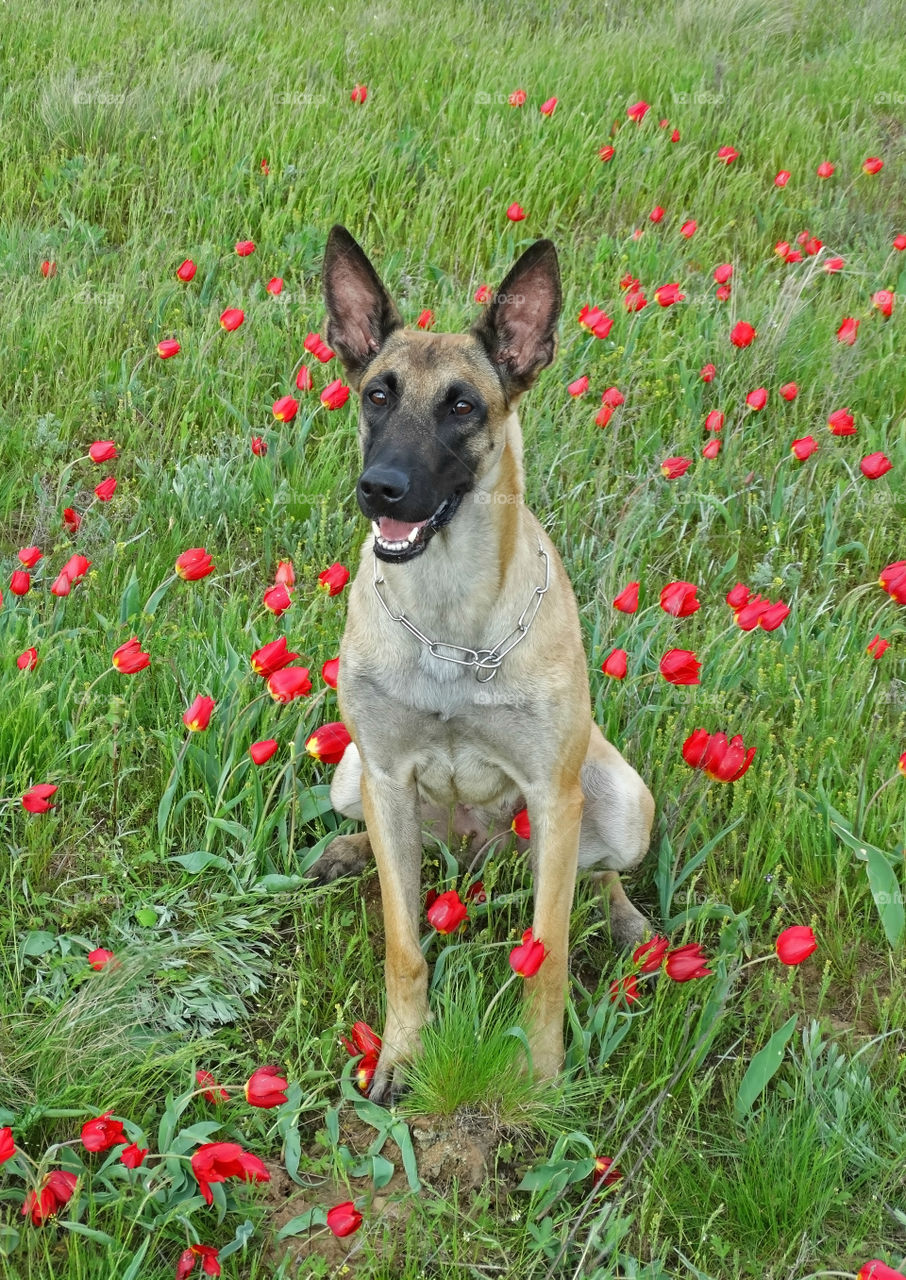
524;776;584;1081
360;767;428;1106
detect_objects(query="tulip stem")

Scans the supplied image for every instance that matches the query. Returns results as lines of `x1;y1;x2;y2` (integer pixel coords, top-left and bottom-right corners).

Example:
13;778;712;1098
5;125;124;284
479;972;520;1037
737;954;775;971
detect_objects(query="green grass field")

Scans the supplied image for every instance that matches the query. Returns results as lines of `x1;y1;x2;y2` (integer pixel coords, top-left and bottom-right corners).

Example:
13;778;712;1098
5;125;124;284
2;0;905;1275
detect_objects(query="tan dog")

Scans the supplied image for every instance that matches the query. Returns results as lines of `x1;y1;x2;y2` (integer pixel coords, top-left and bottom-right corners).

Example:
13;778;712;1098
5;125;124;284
313;226;655;1104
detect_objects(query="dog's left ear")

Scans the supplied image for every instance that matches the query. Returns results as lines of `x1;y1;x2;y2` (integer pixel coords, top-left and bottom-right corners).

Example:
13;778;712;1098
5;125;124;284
471;239;561;400
322;225;403;388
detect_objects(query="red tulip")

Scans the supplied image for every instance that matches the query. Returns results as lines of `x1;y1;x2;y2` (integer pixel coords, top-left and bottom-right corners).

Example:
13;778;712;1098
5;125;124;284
10;570;30;595
1;1128;16;1165
778;382;798;401
700;363;716;382
251;637;299;677
894;235;906;251
318;562;350;595
715;144;737;163
320;379;350;410
867;634;889;660
837;317;859;345
508;88;526;106
654;282;685;307
595;407;613;430
775;925;817;965
196;1069;229;1103
803;236;822;256
416;309;434;330
704;410;724;432
273;395;298;421
715;284;732;302
670;128;680;142
267;666;312;702
88;948;115;970
791;435;818;460
609;974;640;1005
427;889;468;934
660;581;700;617
306;721;352;764
112;637;150;673
327;1201;363;1238
465;881;487;905
251;436;267;456
633;935;669;973
857;1263;906;1280
296;364;313;391
245;1064;289;1108
823;256;845;273
713;263;733;284
304;332;335;362
626;101;649;122
730;320;756;347
665;942;712;981
679;220;697;238
219;308;244;331
119;1143;148;1169
177;1244;221;1278
539;97;557;117
862;453;892;480
272;560;294;589
746;387;768;411
775;170;791;187
702;438;721;459
18;546;41;570
601;648;628;679
190;1141;269;1206
60;554;90;584
321;655;340;687
816;161;835;178
21;1170;77;1226
624;288;647;312
41;260;57;278
613;582;639;613
827;408;856;436
879;560;906;605
862;157;883;175
509;928;547;977
235;240;255;256
176;259;196;282
592;1156;622;1187
661;456;692;479
506;203;526;222
659;649;701;685
682;729;755;781
567;375;589;397
176;548;214;580
249;739;278;765
726;582;750;609
156;339;180;359
183;695;215;732
94;476;117;501
265;276;283;295
759;600;790;631
512;807;531;840
350;84;367;103
578;305;613;339
649;205;664;223
872;289;894;318
89;440;117;463
18;647;38;671
341;1021;382;1058
601;386;625;408
62;507;81;533
81;1111;126;1152
775;240;791;258
22;784;57;814
263;583;292;615
474;284;493;303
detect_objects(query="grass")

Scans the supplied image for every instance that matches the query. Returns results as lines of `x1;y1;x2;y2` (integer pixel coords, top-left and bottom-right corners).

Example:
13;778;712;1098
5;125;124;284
2;0;906;1275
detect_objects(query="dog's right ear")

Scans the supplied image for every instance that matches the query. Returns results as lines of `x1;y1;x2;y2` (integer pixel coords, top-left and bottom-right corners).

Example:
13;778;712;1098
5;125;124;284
322;226;403;388
471;239;561;401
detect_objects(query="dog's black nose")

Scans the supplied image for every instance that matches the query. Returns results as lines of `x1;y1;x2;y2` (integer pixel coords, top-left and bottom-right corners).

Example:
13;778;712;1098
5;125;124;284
358;464;410;506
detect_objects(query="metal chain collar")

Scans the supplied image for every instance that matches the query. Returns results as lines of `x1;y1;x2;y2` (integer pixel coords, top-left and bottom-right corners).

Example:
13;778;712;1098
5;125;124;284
372;539;551;682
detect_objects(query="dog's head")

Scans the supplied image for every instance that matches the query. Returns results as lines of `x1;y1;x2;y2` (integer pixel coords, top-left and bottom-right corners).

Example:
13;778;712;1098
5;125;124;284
321;225;561;563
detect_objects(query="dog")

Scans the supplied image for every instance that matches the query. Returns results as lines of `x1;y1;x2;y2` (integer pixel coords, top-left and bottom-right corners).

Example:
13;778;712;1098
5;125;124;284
311;226;655;1104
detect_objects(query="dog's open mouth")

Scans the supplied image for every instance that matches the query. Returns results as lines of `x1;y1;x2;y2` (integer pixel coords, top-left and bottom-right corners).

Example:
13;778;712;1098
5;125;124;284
371;492;464;563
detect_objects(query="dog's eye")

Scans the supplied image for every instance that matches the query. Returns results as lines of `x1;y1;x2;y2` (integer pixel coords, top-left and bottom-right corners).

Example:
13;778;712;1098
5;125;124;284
368;388;388;406
452;399;473;416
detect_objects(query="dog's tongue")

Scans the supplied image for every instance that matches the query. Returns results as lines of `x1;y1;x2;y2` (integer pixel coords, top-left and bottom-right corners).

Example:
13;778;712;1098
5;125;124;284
378;516;428;542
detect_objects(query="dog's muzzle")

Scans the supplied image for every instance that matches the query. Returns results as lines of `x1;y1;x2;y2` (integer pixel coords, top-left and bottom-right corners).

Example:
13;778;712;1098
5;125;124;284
369;491;464;562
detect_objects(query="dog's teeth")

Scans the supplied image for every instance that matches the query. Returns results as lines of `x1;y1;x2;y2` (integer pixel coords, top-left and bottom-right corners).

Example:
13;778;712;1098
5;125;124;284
372;521;381;538
407;527;420;543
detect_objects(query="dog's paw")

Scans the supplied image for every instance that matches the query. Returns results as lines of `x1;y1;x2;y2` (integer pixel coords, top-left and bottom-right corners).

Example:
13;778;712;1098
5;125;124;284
308;832;372;884
608;898;649;949
367;1056;410;1109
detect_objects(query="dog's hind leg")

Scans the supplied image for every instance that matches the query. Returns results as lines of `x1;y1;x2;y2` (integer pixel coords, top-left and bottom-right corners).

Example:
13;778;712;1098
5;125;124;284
578;724;655;948
308;743;373;883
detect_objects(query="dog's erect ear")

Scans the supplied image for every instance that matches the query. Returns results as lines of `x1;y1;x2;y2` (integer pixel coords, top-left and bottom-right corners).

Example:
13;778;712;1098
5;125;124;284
471;239;561;400
322;226;403;388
